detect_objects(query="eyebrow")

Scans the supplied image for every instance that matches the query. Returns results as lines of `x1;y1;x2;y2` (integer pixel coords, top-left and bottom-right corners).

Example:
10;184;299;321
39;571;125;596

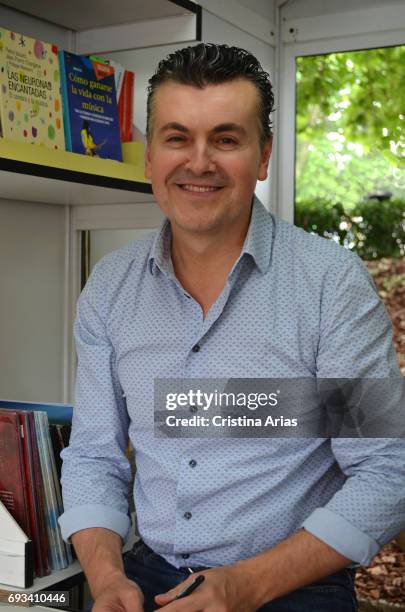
159;122;247;136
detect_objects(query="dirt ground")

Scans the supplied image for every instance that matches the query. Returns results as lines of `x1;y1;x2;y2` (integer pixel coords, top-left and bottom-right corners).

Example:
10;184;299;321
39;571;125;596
366;258;405;374
354;258;405;606
356;541;405;606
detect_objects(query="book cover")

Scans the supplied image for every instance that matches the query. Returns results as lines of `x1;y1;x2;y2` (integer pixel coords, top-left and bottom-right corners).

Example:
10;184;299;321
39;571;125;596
34;411;71;570
0;28;65;149
0;410;30;537
98;58;135;143
59;50;122;161
18;411;43;578
19;411;50;578
27;411;50;576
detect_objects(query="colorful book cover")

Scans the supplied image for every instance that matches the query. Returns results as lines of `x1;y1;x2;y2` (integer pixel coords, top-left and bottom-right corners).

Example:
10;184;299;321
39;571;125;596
91;57;135;143
0;28;65;149
59;50;122;161
34;411;71;570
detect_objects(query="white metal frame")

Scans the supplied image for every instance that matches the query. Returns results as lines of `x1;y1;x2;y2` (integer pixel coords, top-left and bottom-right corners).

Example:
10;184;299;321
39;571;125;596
277;7;405;223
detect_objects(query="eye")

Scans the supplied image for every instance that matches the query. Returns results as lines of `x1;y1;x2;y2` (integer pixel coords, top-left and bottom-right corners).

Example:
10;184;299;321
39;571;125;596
166;135;186;143
217;137;238;146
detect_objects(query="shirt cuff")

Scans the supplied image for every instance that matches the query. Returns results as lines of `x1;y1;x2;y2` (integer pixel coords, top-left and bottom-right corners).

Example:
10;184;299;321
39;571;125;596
58;504;131;543
302;507;380;565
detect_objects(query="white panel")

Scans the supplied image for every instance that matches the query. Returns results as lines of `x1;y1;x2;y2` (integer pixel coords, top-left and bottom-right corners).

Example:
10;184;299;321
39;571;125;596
237;0;276;22
282;3;405;43
198;0;276;45
90;228;158;271
282;0;405;20
76;15;198;55
73;202;164;230
0;199;66;402
0;4;73;50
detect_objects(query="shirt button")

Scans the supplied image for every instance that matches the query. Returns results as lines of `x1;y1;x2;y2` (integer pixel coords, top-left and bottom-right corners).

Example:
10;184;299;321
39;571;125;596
192;344;200;353
189;459;197;468
189;405;198;414
184;511;192;520
182;553;190;559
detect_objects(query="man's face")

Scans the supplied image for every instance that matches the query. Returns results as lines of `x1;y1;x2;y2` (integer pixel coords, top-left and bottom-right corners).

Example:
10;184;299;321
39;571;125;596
145;78;272;237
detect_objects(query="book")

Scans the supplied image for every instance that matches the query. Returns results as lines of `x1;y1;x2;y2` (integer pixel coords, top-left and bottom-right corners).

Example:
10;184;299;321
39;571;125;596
0;500;33;588
0;410;30;537
0;28;65;149
111;62;135;143
34;411;72;571
0;400;73;424
0;403;73;576
59;50;122;161
91;57;135;143
19;411;50;578
50;423;71;482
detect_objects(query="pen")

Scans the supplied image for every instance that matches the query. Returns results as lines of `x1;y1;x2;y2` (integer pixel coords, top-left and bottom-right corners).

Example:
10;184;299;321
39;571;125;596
173;574;205;600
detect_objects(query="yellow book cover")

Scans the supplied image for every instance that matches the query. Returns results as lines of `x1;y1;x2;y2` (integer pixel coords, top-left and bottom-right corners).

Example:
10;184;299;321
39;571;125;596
0;28;64;150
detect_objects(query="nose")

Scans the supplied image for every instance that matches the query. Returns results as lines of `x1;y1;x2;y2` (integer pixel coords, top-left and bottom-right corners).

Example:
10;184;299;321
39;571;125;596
184;141;216;175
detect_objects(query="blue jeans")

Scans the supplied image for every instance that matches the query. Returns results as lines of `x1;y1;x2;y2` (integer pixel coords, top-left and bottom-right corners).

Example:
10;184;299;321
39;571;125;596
123;540;358;612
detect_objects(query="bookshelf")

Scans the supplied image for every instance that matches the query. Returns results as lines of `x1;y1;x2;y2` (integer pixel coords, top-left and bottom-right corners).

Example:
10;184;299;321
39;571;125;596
0;0;200;206
0;140;153;206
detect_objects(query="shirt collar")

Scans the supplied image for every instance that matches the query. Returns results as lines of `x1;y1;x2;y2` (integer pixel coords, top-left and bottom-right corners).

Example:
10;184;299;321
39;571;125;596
148;195;273;277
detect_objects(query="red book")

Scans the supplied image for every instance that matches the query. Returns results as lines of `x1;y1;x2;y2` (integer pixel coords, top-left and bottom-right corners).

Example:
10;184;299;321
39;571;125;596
19;412;50;577
28;412;50;576
118;70;135;142
0;410;30;536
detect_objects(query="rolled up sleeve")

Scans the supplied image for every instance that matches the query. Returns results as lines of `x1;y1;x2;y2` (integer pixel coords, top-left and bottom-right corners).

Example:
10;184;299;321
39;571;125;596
304;253;405;565
58;261;132;542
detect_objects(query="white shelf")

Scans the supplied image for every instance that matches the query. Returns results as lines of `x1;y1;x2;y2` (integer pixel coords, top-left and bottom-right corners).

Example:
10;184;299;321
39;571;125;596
0;167;155;206
0;561;82;596
0;140;154;206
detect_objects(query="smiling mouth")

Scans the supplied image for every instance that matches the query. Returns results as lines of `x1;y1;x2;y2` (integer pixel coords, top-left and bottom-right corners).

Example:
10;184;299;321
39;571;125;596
178;185;222;193
177;184;222;193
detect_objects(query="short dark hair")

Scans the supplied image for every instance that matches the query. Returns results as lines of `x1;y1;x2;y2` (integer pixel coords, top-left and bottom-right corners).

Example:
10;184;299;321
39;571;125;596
146;43;274;149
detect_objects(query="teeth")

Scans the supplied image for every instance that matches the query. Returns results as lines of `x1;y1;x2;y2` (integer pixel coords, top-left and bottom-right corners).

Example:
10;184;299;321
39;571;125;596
180;184;220;192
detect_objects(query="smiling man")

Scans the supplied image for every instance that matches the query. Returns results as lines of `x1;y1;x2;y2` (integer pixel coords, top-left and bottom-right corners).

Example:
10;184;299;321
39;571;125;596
59;44;405;612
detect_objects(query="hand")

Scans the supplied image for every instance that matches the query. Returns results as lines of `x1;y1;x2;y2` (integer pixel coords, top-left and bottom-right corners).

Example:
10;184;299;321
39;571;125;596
92;574;144;612
154;565;258;611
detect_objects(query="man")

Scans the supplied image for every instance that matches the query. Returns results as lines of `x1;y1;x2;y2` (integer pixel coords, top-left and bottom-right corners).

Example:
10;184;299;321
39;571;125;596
59;44;405;612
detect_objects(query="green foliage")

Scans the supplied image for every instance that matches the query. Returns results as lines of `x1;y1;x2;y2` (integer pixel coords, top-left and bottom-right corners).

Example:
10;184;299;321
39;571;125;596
295;46;405;209
296;47;405;167
295;199;405;259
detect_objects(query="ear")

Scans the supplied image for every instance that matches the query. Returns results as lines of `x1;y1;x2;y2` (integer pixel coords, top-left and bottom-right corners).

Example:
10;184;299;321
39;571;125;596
145;141;152;180
257;137;273;181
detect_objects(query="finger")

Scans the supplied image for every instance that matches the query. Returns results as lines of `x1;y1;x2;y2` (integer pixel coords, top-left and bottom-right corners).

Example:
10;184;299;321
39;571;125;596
155;589;206;612
154;578;194;604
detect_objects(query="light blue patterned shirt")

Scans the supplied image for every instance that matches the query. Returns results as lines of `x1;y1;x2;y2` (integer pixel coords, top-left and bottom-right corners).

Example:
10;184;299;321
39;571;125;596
59;197;405;567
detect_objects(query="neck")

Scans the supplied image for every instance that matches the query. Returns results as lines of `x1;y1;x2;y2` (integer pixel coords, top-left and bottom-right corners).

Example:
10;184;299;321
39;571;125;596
169;207;252;317
171;213;250;276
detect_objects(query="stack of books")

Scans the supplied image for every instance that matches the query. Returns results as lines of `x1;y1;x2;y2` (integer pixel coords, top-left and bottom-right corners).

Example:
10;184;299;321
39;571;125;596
0;401;73;587
0;27;135;162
